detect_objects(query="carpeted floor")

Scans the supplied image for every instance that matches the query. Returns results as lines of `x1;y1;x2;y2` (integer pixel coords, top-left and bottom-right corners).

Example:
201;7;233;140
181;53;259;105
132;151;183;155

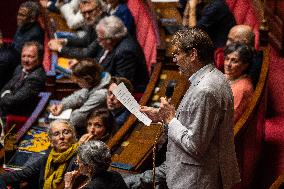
253;46;284;189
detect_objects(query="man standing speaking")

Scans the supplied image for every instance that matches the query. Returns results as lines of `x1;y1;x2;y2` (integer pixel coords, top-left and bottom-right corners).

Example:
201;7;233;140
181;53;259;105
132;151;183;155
141;27;240;189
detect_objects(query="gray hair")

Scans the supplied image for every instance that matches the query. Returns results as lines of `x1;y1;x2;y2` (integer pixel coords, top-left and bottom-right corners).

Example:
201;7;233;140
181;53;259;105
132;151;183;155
80;0;107;13
20;1;40;20
96;16;127;40
78;140;111;174
48;119;76;140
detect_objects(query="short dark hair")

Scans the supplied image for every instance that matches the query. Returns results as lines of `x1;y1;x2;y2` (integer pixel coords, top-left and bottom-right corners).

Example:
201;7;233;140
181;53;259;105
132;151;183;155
224;42;253;66
109;77;133;93
171;27;214;64
71;59;103;87
23;41;44;63
86;108;116;136
20;1;40;20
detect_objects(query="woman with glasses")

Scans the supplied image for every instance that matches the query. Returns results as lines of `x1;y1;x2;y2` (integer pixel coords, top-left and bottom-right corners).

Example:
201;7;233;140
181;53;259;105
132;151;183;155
64;140;128;189
0;119;78;189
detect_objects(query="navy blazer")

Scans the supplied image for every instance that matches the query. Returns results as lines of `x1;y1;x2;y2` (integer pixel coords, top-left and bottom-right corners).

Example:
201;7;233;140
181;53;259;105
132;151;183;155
196;0;235;48
12;22;44;53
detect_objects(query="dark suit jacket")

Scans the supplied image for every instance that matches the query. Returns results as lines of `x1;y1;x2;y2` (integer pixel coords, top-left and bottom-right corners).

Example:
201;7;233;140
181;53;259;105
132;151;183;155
83;170;128;189
0;149;76;189
196;0;235;48
99;35;149;92
12;22;44;53
0;65;46;116
0;43;20;90
60;25;102;59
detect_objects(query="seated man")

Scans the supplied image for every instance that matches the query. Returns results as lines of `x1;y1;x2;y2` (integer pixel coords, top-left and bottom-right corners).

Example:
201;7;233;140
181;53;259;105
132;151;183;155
0;119;78;188
0;41;46;116
183;0;235;48
96;16;149;92
0;29;20;90
40;0;84;30
107;77;133;130
104;0;136;37
12;1;44;54
48;0;107;59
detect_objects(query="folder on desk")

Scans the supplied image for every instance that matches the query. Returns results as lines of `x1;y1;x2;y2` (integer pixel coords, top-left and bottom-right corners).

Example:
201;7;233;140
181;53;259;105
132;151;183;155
55;57;72;76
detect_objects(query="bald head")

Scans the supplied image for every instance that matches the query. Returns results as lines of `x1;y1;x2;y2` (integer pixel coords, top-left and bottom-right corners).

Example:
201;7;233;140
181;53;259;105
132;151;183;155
226;25;255;48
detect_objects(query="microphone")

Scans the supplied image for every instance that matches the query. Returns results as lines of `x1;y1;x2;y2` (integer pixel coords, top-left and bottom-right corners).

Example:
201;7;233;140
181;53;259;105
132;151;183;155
165;80;176;99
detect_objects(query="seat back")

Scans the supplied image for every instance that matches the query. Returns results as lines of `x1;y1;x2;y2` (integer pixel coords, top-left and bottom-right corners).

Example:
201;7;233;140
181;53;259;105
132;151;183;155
225;0;262;50
233;47;269;189
127;0;159;73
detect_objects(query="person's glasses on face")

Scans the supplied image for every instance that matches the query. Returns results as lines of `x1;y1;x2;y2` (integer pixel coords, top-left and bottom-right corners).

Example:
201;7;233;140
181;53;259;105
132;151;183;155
51;129;73;138
81;6;100;17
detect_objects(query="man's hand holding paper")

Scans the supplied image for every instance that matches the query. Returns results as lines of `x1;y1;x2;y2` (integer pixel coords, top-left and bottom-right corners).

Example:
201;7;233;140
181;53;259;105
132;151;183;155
141;97;176;124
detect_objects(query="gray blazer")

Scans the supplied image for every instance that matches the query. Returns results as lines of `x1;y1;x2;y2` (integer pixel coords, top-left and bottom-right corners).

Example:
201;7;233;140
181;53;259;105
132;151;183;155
166;64;240;189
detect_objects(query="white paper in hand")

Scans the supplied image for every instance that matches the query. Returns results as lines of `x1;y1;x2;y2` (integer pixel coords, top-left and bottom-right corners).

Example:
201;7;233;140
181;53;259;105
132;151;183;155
112;83;152;126
48;109;72;120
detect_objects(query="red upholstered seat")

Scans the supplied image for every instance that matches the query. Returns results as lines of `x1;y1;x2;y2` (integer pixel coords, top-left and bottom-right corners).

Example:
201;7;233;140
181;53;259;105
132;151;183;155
225;0;261;49
5;115;28;134
127;0;158;73
38;16;52;72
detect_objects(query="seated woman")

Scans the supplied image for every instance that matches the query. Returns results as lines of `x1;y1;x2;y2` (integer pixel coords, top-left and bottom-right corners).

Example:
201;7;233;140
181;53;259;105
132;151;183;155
224;43;254;123
64;140;128;189
79;108;116;143
49;59;111;134
0;120;78;188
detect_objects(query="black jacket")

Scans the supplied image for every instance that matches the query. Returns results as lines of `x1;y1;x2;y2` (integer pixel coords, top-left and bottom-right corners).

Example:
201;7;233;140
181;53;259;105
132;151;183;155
0;149;76;189
83;170;128;189
0;43;20;90
98;35;149;92
60;25;102;59
0;65;46;116
12;22;44;53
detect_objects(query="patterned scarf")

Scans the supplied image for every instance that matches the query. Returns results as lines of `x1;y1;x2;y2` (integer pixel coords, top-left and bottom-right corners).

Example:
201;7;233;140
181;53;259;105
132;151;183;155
44;143;79;189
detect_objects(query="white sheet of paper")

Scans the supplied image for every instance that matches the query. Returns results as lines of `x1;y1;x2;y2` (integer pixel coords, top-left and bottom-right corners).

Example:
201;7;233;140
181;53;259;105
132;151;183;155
48;109;72;120
112;83;152;126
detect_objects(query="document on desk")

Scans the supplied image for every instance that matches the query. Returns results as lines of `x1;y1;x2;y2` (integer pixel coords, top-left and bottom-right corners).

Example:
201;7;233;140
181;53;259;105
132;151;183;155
48;109;72;120
112;83;152;126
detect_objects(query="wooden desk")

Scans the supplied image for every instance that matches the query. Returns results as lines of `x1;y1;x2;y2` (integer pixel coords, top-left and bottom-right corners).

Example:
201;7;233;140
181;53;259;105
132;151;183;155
108;62;189;172
153;2;182;57
43;10;80;99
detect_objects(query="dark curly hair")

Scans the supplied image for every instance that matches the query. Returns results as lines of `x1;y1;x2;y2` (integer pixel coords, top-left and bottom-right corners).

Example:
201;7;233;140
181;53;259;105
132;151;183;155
224;42;254;66
171;27;214;64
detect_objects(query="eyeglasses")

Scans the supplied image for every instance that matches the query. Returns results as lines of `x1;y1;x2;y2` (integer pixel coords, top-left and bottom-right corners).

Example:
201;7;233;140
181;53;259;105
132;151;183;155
51;129;73;138
81;6;101;16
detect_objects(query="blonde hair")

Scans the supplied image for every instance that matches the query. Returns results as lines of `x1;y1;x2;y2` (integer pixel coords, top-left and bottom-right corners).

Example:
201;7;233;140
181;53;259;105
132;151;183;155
48;119;77;141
